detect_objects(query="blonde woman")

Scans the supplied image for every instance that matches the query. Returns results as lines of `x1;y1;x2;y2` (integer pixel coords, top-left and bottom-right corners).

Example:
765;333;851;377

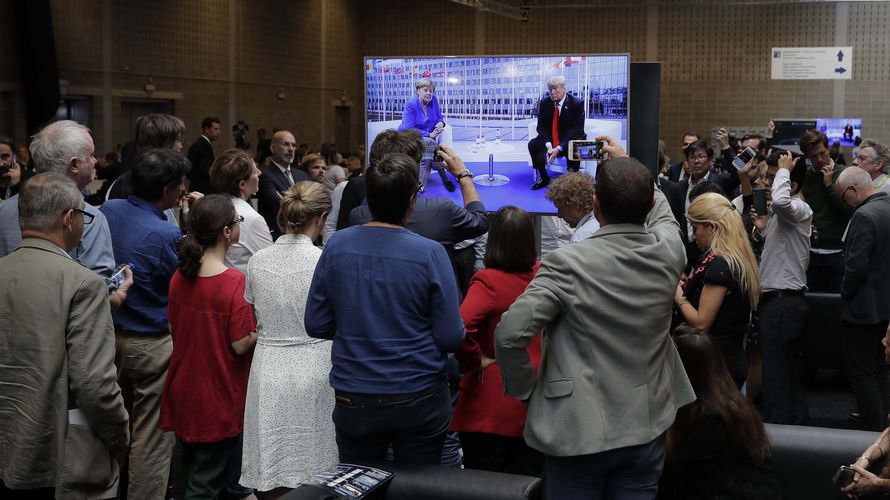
675;192;760;389
240;181;337;492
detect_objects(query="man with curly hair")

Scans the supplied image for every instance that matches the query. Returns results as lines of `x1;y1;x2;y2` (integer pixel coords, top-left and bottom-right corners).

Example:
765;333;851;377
546;172;599;243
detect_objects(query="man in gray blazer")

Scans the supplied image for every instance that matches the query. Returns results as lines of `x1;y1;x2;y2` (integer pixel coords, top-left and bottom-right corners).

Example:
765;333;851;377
836;166;890;431
0;173;129;498
496;137;695;500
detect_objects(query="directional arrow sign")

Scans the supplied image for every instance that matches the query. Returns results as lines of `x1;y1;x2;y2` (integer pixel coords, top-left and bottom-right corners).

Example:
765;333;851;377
771;46;853;80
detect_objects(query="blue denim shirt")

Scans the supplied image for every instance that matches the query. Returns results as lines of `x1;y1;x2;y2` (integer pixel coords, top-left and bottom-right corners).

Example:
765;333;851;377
101;196;182;333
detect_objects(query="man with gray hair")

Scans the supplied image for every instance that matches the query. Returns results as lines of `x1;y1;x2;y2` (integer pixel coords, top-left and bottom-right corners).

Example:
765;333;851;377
0;173;129;498
836;165;890;431
527;75;587;190
0;120;115;277
852;138;890;195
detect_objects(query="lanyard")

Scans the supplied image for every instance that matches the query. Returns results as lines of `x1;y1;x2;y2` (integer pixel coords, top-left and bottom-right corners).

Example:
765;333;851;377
877;175;888;190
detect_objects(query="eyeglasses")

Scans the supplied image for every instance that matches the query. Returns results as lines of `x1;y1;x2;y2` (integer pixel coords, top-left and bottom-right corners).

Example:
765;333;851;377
70;207;94;224
758;173;776;185
688;155;710;163
840;185;856;201
228;215;245;226
416;183;424;193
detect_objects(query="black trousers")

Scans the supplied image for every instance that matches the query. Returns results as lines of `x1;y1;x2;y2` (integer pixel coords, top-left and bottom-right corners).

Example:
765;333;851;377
759;295;810;425
843;320;890;431
528;136;580;180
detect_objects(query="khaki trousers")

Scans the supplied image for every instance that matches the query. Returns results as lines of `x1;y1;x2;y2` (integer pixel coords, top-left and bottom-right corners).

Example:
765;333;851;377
115;329;175;500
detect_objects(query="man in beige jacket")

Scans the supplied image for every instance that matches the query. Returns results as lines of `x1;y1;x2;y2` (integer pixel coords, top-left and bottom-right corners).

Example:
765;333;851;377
0;173;129;499
496;137;695;500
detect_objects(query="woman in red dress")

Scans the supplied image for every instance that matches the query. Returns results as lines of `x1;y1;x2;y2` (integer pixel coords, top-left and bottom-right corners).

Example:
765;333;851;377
160;194;257;498
450;206;544;476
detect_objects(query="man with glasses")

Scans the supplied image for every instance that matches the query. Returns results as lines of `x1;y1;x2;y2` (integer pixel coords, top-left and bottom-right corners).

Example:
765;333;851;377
799;129;850;293
100;148;191;500
0;122;115;278
852;139;890;195
0;173;129;499
528;75;586;190
666;131;701;182
834;166;890;431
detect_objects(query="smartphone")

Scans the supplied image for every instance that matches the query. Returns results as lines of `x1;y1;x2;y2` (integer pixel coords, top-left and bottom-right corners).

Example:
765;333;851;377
833;465;855;489
568;140;605;161
732;146;757;170
752;188;768;216
107;263;134;291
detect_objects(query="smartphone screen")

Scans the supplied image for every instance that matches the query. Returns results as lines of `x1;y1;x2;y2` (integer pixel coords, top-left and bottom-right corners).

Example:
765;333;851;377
752;188;768;216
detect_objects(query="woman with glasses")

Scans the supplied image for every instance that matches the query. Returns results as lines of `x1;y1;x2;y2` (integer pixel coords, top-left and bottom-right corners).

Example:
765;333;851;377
675;192;760;389
398;78;455;193
240;181;337;492
160;194;258;499
210;148;273;274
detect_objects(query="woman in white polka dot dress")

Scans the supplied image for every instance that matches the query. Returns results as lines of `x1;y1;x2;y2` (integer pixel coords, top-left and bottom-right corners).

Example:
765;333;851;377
240;181;338;491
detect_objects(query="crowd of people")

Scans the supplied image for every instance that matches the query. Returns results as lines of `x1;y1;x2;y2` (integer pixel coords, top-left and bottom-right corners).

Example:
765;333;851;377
1;107;890;500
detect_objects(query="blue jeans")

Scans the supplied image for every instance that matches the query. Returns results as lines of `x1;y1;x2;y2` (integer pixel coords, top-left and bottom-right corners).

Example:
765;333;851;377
332;382;451;466
544;435;665;500
760;295;810;425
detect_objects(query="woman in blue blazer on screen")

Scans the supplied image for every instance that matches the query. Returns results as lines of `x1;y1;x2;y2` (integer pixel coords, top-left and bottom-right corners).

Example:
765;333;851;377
398;78;455;193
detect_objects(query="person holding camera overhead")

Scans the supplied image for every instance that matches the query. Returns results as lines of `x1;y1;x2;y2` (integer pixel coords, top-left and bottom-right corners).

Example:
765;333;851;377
399;78;455;193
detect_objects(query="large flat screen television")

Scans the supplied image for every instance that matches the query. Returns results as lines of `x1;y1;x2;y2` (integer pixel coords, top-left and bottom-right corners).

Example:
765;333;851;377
364;54;630;214
817;118;861;147
771;118;817;151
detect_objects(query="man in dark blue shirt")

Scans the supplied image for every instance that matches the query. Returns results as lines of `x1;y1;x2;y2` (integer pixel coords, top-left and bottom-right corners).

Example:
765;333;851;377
306;152;465;466
100;148;190;500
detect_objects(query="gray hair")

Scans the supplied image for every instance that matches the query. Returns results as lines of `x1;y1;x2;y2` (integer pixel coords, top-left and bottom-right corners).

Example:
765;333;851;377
29;120;91;175
547;75;566;89
860;139;890;175
837;166;872;190
18;173;82;232
415;78;436;91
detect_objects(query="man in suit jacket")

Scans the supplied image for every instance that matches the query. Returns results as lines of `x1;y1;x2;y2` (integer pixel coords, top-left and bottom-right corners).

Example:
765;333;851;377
186;116;221;195
836;166;890;431
666;131;701;182
496;138;695;500
0;173;129;498
258;130;309;240
527;75;586;190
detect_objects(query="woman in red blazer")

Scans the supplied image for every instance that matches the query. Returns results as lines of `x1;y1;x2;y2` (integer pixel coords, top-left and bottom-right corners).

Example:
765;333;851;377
450;206;543;476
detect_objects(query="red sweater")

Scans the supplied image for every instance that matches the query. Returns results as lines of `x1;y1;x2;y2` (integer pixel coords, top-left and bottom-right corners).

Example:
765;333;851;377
160;269;256;442
449;265;541;437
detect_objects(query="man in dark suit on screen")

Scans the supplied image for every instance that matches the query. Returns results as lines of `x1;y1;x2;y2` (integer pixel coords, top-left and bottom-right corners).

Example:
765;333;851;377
528;75;586;190
186;116;221;194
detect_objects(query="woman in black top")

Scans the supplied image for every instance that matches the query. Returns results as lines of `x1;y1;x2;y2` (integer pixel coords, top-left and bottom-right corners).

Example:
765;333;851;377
659;326;782;500
675;192;760;388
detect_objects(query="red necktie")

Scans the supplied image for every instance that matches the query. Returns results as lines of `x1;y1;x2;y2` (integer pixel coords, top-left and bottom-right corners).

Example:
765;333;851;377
552;103;560;148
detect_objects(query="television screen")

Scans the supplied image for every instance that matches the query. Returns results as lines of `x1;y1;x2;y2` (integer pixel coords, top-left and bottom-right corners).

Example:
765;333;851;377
771;119;817;150
817;118;862;147
365;54;630;214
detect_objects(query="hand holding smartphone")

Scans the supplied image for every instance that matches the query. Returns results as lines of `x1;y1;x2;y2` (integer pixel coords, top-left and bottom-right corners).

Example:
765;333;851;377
752;188;768;216
833;465;854;489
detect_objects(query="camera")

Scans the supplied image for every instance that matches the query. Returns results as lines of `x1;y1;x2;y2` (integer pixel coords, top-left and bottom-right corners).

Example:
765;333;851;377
567;140;605;162
422;144;444;163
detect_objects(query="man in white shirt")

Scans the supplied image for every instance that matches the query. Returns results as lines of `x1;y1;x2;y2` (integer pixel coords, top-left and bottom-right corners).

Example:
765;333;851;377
852;139;890;195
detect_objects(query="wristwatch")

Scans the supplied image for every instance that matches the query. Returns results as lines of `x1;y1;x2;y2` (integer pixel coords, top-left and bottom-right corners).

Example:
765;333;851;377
455;169;473;181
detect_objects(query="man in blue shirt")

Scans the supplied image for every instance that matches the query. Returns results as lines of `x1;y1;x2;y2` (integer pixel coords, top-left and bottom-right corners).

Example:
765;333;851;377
100;148;190;500
306;152;465;466
0;121;115;277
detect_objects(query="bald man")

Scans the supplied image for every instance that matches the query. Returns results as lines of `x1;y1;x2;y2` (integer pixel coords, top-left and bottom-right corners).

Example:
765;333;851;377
257;130;310;240
836;166;890;431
